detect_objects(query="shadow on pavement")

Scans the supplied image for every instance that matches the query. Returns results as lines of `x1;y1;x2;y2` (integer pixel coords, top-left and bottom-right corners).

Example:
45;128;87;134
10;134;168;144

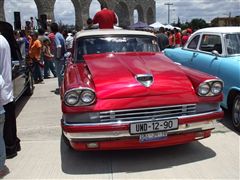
15;95;31;118
60;138;216;175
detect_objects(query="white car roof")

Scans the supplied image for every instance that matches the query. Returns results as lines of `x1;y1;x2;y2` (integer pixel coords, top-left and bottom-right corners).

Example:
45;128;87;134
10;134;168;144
195;26;240;34
75;29;156;39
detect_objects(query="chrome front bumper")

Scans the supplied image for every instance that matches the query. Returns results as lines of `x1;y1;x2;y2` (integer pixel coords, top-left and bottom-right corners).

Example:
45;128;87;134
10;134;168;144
63;120;218;140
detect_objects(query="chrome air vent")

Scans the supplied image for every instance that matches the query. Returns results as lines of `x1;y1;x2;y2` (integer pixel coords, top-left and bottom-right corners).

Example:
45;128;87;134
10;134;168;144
135;74;153;87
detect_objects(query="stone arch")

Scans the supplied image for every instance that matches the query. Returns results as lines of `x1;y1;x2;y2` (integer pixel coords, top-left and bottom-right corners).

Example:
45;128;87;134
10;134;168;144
114;1;130;28
71;0;83;30
0;0;5;21
34;0;82;30
3;0;37;28
133;4;144;22
34;0;56;22
80;0;108;28
0;0;156;30
89;0;101;19
54;0;75;26
146;7;155;24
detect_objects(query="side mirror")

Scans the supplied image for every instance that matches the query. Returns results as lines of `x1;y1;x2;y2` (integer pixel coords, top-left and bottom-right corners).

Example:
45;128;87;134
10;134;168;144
212;50;220;57
12;60;20;70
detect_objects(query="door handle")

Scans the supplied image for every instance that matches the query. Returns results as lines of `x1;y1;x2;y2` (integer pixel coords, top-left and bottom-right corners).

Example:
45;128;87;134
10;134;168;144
193;52;198;57
191;52;198;61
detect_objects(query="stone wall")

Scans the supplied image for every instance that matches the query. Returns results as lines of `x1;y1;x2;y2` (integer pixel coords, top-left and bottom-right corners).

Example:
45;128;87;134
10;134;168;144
0;0;156;30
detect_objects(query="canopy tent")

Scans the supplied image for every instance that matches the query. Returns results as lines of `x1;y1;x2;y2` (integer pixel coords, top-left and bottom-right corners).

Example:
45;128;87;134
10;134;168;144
149;22;165;30
164;24;181;31
165;24;174;30
174;26;181;31
128;21;153;30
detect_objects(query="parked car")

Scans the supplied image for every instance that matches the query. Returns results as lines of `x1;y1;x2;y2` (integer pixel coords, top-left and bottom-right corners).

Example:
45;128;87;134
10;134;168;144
0;21;34;101
164;27;240;131
61;29;224;151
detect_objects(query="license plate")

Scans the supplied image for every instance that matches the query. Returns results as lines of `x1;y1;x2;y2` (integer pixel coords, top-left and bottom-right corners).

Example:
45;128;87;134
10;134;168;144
140;131;168;143
130;119;178;134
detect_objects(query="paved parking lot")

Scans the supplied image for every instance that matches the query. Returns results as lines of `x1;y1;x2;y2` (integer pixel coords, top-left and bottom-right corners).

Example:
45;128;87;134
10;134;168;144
4;78;240;179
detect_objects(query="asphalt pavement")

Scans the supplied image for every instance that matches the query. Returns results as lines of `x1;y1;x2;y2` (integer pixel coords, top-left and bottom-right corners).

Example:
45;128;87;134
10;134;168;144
3;78;240;180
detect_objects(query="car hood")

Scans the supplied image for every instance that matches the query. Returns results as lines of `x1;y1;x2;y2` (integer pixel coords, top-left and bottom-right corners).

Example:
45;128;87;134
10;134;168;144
83;52;195;99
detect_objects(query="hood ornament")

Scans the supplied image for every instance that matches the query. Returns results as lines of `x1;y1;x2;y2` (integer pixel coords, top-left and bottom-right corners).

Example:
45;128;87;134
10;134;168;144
135;74;154;87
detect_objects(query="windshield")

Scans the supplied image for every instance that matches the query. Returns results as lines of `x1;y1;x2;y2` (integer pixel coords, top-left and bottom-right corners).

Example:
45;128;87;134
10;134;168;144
76;35;160;61
225;33;240;55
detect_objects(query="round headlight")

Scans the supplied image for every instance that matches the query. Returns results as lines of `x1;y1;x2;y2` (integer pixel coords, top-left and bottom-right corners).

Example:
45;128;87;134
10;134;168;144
198;83;210;96
80;90;95;104
65;91;79;106
211;82;222;95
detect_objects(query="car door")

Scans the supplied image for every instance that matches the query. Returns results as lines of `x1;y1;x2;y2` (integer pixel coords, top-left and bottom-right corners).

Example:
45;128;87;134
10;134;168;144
12;51;26;100
0;21;26;100
164;34;201;69
190;33;222;77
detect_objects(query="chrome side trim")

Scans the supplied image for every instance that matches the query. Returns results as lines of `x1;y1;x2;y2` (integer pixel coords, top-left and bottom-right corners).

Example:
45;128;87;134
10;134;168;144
64;120;218;140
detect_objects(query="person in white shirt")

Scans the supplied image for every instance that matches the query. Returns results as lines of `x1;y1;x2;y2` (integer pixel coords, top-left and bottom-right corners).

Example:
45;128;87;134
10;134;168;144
0;35;20;159
65;32;74;52
0;75;10;178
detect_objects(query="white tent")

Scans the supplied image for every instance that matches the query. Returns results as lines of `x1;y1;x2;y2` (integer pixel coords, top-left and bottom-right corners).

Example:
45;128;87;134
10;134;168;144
164;25;181;31
175;26;181;31
149;22;165;30
165;24;174;30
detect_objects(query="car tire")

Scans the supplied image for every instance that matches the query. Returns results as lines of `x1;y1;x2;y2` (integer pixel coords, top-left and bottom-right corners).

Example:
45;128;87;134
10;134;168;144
25;71;34;96
61;131;73;149
232;95;240;131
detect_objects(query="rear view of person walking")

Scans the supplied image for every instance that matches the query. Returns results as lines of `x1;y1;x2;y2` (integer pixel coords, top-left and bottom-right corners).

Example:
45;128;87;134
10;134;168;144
93;3;117;29
156;27;169;51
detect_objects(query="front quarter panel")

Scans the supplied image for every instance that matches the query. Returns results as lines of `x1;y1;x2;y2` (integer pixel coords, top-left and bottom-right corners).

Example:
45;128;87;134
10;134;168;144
61;60;95;110
164;48;194;66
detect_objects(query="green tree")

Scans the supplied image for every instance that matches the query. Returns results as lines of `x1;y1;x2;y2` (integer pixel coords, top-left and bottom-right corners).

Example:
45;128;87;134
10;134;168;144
189;18;209;31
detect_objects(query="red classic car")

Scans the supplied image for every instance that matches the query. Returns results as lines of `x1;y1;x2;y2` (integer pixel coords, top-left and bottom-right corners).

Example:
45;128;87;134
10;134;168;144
61;29;224;151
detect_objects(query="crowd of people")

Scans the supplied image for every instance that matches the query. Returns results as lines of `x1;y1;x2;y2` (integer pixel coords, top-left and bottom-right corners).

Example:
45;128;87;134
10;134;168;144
14;23;67;89
0;2;193;177
155;26;193;51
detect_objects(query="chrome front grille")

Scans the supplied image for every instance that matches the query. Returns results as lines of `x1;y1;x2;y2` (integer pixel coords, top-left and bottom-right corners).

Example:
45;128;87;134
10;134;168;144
99;104;196;123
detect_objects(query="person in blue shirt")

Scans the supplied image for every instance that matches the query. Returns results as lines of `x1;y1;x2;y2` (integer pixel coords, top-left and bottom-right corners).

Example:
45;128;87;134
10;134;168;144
49;23;66;92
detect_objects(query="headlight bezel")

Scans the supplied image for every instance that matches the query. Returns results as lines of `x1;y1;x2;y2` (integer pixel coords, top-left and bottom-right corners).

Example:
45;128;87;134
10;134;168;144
64;91;80;106
198;83;210;96
211;81;223;94
80;90;96;104
198;80;223;96
64;87;96;106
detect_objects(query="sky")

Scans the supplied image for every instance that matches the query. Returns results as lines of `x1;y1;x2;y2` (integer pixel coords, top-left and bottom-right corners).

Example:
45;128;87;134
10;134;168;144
3;0;240;28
